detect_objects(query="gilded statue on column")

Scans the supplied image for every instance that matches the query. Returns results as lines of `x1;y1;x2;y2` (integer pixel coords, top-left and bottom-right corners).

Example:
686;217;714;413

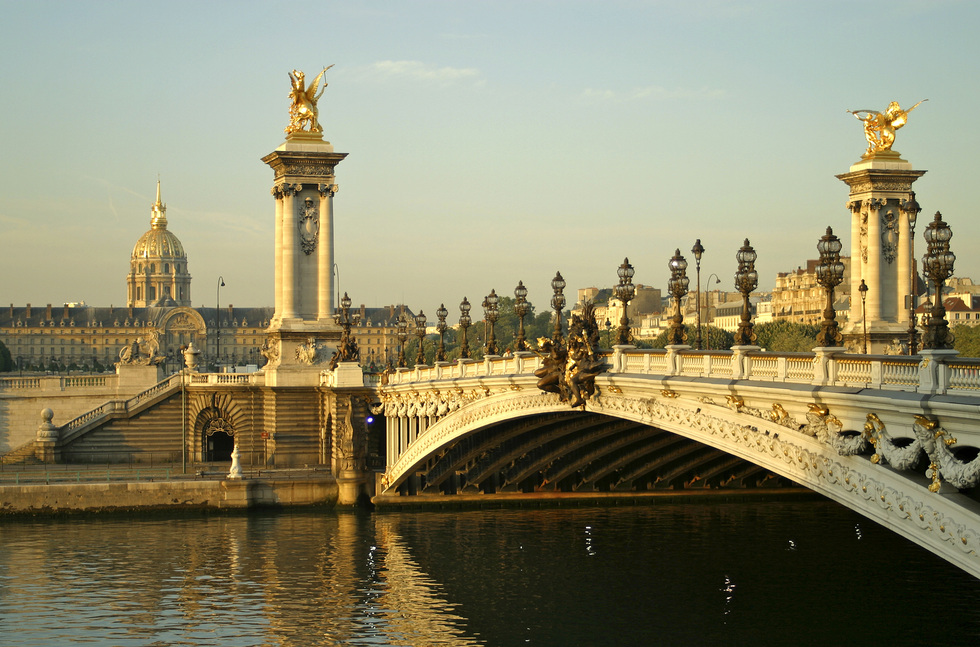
286;66;334;135
847;100;927;156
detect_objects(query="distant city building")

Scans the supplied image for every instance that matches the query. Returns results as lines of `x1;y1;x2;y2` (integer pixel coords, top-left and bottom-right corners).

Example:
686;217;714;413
772;258;852;325
0;183;410;372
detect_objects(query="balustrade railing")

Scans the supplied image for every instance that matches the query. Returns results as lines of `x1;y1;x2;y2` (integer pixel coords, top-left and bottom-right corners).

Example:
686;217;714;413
380;347;968;395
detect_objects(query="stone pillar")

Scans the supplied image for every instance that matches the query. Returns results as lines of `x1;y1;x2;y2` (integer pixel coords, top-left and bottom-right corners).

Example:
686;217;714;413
837;152;926;352
281;184;300;321
272;186;284;320
897;209;911;324
35;408;60;463
317;183;337;321
865;199;882;322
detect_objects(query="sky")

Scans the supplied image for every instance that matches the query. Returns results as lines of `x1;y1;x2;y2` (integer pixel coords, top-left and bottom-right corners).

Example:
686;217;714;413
2;0;979;321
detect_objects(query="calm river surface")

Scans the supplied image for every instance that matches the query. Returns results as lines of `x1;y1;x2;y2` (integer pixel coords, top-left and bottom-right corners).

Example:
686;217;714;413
2;500;979;646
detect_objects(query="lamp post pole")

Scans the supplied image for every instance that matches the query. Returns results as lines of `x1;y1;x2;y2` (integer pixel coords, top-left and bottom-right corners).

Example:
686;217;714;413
551;272;566;344
414;311;427;366
692;240;704;349
435;303;448;362
615;258;636;345
667;250;690;346
901;192;922;354
483;290;500;356
733;239;758;346
815;227;845;347
921;211;956;350
215;276;225;372
396;314;408;368
703;273;720;351
459;298;472;359
514;281;530;351
859;279;869;354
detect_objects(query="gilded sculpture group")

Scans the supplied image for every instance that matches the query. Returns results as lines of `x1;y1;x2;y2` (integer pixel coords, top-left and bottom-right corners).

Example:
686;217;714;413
847;99;926;156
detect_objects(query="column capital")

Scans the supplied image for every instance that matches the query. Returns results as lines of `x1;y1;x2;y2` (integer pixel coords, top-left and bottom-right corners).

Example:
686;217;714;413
318;182;338;198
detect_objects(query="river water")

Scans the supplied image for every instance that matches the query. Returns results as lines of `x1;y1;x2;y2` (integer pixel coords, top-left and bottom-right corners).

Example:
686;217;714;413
2;499;979;646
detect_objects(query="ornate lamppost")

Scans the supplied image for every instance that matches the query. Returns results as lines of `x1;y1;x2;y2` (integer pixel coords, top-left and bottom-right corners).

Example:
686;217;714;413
900;191;922;354
396;313;408;368
514;281;530;351
215;276;225;371
414;311;427;365
733;239;758;346
921;211;956;350
459;297;472;359
551;271;566;343
483;290;500;355
333;292;361;364
691;240;705;349
815;227;846;347
858;279;869;354
435;303;448;362
667;249;689;346
614;257;636;345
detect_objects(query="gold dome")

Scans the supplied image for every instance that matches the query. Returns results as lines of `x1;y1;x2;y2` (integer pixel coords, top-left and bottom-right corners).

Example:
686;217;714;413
132;228;186;260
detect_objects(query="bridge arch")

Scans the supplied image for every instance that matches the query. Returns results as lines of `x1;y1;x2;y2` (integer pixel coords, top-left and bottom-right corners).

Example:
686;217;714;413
381;382;980;578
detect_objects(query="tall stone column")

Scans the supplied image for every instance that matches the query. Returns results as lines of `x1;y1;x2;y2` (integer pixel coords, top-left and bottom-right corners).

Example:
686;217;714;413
281;183;300;321
272;186;284;320
317;182;337;321
837;151;925;353
261;133;348;387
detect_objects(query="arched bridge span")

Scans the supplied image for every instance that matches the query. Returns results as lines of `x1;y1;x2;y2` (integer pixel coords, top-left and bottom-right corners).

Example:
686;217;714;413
376;347;980;578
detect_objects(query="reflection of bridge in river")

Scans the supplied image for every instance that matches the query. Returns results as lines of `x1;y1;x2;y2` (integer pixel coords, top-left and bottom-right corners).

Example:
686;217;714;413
376;345;980;578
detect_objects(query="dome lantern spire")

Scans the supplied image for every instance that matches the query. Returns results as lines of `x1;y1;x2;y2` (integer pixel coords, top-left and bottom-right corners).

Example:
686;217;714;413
151;179;168;230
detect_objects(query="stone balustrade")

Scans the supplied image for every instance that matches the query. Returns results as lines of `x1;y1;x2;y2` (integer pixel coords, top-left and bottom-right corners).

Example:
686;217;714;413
381;346;980;396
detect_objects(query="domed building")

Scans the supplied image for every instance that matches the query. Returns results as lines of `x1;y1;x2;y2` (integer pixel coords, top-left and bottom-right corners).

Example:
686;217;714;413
0;180;408;375
126;181;192;307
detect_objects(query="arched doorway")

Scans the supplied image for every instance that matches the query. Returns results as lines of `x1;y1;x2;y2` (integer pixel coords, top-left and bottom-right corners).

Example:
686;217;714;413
196;407;236;462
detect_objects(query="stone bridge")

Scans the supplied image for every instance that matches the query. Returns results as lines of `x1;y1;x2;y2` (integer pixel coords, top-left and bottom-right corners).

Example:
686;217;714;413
376;345;980;578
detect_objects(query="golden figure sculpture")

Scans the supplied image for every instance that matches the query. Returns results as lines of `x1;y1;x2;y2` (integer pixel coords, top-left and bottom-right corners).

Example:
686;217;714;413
286;66;334;135
847;100;927;156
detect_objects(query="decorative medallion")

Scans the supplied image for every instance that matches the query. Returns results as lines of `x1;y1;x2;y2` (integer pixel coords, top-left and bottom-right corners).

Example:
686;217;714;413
881;210;898;264
295;336;322;365
299;197;319;255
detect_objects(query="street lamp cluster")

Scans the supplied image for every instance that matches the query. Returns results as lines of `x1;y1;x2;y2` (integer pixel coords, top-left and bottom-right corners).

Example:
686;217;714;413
392;202;955;367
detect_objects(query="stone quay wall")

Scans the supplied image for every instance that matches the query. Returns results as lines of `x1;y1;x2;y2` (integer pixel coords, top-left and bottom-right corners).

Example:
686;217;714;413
0;476;339;515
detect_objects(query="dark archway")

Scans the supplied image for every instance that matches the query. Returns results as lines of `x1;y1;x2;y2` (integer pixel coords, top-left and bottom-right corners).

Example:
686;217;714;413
195;403;236;462
204;427;235;462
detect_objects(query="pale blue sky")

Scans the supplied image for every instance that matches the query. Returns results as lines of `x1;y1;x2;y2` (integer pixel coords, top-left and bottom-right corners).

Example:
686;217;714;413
2;1;978;319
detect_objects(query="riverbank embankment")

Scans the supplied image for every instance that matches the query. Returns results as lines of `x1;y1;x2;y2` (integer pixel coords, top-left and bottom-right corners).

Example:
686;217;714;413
0;465;338;515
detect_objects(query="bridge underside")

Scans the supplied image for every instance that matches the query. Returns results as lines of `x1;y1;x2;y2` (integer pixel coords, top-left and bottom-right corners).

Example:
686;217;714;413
392;412;797;497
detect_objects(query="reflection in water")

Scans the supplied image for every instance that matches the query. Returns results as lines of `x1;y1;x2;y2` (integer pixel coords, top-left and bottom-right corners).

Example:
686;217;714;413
1;502;979;646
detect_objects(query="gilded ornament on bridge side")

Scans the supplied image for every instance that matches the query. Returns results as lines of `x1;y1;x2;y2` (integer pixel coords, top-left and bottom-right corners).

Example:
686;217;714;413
847;100;926;157
531;303;608;408
286;66;333;135
912;415;980;492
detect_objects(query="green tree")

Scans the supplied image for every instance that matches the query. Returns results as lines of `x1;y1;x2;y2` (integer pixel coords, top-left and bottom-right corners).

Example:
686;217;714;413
952;325;980;358
754;321;820;352
0;339;12;372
